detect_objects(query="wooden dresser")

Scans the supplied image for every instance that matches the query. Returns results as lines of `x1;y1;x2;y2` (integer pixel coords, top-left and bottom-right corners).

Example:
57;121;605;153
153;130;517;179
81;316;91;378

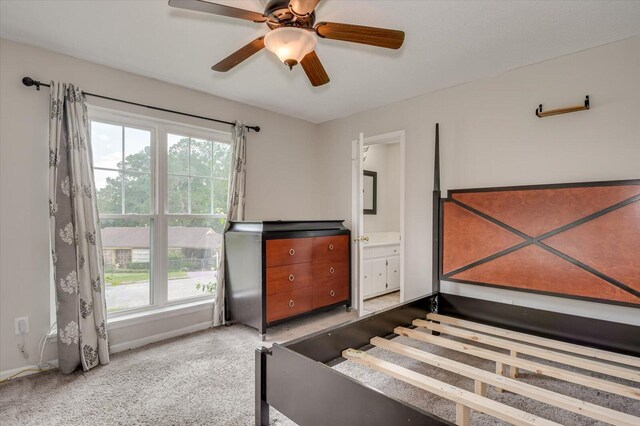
225;220;351;339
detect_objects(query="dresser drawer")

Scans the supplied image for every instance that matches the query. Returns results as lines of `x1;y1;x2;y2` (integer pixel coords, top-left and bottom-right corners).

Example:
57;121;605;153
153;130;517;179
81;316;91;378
266;287;313;323
312;235;349;263
312;261;349;285
266;238;312;267
313;282;349;309
385;244;401;257
266;263;312;295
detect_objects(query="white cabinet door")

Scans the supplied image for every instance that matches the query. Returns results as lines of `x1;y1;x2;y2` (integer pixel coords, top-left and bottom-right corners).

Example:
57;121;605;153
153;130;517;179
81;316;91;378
387;255;400;290
372;258;387;295
362;259;373;299
363;246;374;259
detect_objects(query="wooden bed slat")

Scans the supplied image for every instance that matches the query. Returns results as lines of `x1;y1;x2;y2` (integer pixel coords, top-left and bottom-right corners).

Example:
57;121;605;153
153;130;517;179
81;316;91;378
342;348;560;426
495;362;505;393
456;403;471;426
395;327;640;400
371;337;640;426
414;320;640;383
427;314;640;369
474;379;487;397
510;350;519;379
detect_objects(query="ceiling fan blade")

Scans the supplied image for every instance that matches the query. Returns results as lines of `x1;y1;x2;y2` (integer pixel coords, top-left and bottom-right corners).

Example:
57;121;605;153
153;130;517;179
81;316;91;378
288;0;321;17
315;22;404;49
300;51;330;87
168;0;268;23
212;37;265;72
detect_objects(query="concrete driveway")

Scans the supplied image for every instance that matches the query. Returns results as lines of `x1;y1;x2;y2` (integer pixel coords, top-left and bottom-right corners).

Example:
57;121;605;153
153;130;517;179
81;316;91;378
105;271;217;311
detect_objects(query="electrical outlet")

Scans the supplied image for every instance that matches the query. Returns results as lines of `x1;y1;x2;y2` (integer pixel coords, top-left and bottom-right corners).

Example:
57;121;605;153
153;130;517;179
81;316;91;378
15;316;29;335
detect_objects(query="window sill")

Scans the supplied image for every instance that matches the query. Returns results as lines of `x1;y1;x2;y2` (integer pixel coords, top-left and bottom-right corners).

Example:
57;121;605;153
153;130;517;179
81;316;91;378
47;298;215;341
107;298;215;330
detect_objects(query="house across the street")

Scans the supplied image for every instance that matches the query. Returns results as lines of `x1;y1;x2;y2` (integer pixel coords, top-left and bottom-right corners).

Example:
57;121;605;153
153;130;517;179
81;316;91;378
101;226;222;270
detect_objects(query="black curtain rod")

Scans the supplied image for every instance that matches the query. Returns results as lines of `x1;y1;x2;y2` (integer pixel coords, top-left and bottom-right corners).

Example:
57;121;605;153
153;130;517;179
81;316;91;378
21;77;260;132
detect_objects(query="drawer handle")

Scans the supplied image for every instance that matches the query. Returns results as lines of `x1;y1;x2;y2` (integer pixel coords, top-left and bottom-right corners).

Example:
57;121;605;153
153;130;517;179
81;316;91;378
328;243;334;251
289;274;295;282
330;290;335;297
288;299;295;308
329;267;335;274
289;248;295;256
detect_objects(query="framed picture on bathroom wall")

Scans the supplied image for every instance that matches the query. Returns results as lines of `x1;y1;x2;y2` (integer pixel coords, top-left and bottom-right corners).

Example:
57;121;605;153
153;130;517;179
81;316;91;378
363;170;377;215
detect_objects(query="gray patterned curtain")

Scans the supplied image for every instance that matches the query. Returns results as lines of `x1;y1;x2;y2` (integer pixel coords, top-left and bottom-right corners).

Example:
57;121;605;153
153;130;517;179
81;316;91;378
214;123;247;326
49;82;109;373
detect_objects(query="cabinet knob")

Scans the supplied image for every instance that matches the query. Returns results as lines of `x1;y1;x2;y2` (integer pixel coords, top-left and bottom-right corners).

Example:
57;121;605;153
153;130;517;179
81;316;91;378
330;290;335;297
364;275;368;279
379;273;383;276
288;274;295;282
289;248;295;256
329;267;335;274
328;243;334;251
288;299;295;308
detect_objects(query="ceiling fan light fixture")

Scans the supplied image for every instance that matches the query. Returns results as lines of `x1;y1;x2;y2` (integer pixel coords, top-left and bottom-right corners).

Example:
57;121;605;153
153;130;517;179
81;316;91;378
264;27;317;69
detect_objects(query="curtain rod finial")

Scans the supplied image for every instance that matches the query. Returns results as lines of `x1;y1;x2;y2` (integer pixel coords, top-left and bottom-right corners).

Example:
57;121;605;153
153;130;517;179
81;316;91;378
22;76;42;91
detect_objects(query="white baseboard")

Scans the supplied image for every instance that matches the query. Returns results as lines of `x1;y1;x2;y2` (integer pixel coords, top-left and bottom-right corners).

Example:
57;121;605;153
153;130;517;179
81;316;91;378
1;322;213;381
0;360;59;381
109;321;213;353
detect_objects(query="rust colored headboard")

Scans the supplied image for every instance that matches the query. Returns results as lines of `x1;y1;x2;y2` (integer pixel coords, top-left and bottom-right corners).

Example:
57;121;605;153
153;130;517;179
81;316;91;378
441;180;640;307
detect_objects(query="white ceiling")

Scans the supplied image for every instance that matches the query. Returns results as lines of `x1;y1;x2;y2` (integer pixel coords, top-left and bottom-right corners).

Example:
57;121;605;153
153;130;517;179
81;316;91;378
2;1;639;123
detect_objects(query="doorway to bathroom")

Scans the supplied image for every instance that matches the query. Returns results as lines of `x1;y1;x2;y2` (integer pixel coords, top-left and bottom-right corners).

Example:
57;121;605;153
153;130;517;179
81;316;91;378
351;130;405;316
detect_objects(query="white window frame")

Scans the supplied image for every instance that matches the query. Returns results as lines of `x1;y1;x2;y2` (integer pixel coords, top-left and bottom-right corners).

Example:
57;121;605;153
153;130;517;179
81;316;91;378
88;106;231;318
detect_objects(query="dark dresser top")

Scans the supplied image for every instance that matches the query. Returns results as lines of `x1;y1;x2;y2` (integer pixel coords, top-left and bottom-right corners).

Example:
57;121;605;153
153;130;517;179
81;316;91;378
227;220;347;233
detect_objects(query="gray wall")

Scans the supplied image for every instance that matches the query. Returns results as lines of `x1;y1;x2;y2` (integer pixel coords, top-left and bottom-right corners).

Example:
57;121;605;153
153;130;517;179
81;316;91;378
2;35;639;374
318;36;640;322
0;38;326;373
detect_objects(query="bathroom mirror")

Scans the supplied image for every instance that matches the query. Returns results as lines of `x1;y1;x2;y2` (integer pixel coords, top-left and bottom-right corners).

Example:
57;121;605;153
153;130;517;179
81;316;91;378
363;170;377;215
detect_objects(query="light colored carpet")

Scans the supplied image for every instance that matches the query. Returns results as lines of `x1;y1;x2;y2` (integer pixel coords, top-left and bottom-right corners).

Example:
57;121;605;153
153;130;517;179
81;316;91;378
0;306;355;426
1;306;638;425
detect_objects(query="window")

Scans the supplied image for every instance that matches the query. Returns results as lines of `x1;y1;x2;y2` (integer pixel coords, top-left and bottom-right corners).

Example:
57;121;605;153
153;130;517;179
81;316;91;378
90;109;231;315
166;133;230;301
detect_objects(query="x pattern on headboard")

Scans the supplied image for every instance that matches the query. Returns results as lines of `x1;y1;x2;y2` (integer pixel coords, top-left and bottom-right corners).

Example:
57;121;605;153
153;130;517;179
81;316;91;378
441;180;640;307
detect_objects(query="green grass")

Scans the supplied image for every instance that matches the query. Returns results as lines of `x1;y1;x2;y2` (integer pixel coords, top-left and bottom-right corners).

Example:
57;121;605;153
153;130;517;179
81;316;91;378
105;271;187;286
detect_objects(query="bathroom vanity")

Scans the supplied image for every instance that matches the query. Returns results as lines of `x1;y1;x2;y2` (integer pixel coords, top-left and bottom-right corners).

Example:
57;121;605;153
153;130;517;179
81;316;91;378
362;232;401;299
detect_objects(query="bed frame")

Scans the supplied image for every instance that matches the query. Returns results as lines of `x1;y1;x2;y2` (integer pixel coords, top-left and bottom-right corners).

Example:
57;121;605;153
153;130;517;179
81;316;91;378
256;126;640;425
257;293;639;425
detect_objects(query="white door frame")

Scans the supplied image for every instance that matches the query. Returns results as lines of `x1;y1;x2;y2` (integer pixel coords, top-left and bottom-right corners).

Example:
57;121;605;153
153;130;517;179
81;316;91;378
351;133;365;315
351;130;406;315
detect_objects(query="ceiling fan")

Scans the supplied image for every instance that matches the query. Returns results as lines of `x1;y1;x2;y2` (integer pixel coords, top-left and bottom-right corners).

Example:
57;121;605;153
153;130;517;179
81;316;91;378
168;0;405;87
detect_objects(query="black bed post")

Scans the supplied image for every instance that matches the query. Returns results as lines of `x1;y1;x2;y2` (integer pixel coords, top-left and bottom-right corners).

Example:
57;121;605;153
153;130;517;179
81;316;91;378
432;123;441;299
255;347;270;426
431;124;442;333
